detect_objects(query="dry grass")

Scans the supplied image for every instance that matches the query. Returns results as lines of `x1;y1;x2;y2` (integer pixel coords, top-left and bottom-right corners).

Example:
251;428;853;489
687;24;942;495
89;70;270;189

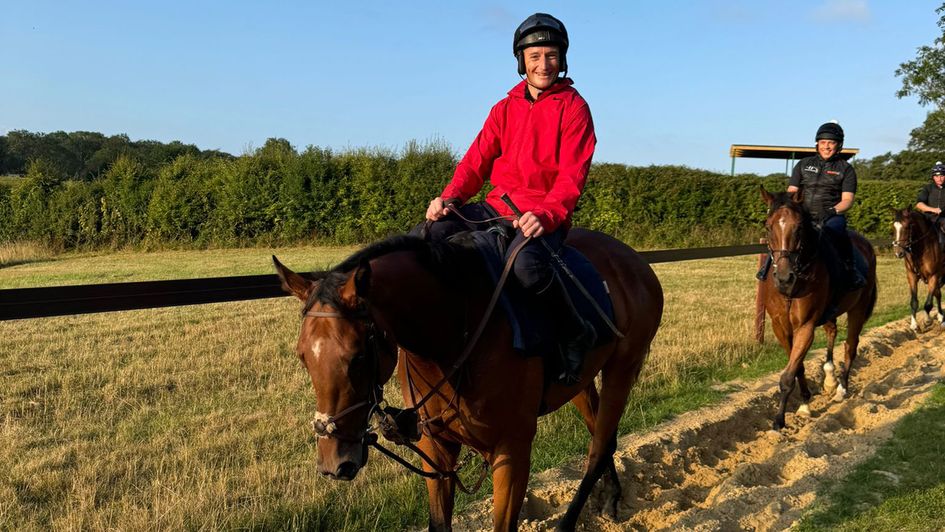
0;245;917;530
0;241;58;269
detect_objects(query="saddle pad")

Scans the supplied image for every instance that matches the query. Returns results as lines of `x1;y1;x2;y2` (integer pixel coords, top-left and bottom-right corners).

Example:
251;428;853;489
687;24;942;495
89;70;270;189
456;230;615;356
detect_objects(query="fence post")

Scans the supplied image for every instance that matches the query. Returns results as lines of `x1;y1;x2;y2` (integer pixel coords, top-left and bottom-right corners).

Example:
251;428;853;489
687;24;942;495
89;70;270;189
754;238;767;343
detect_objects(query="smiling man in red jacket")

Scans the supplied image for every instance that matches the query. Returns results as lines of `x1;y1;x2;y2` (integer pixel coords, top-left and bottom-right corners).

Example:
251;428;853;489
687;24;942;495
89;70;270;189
423;13;597;385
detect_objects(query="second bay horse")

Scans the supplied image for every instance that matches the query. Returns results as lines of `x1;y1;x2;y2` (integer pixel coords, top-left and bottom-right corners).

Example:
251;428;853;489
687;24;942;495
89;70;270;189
760;187;877;430
891;207;945;330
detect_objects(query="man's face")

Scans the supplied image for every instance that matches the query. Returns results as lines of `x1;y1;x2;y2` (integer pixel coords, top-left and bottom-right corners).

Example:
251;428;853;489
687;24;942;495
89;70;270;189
817;139;839;159
933;173;945;187
523;46;560;90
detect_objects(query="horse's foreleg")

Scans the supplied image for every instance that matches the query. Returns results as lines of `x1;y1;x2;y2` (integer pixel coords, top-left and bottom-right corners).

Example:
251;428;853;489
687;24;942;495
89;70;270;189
488;438;534;532
775;324;815;430
908;271;920;331
935;277;945;325
419;436;461;532
795;361;812;417
822;320;838;393
923;274;938;325
928;274;943;325
839;300;870;401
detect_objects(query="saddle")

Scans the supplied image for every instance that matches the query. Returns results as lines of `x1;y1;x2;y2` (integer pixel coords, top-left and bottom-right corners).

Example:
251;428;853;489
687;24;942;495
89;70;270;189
449;230;615;358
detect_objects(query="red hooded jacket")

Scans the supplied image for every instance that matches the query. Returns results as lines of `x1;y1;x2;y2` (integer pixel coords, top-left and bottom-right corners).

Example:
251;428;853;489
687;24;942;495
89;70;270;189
440;78;596;232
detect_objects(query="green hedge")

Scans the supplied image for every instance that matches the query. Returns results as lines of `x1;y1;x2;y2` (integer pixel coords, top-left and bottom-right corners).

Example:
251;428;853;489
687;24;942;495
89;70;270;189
0;143;924;250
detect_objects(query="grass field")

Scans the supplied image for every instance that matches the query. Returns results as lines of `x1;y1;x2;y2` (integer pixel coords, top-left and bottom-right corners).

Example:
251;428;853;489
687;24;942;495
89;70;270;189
0;242;918;530
797;383;945;531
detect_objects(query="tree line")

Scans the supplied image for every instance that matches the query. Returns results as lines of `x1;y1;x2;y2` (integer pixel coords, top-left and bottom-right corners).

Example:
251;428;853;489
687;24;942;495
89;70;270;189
0;130;230;181
0;135;926;250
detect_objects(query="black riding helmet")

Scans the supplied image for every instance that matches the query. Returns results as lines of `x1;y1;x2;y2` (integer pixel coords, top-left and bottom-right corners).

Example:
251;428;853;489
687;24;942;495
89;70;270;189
513;13;569;76
932;161;945;178
815;121;844;157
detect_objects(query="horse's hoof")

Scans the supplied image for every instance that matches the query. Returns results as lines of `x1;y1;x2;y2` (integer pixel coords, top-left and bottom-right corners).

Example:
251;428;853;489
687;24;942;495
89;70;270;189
910;316;918;331
833;384;848;402
797;403;811;417
823;363;837;392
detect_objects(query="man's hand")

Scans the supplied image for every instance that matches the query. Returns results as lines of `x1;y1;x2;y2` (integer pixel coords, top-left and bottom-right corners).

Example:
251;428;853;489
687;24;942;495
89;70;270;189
426;197;450;221
513;211;545;238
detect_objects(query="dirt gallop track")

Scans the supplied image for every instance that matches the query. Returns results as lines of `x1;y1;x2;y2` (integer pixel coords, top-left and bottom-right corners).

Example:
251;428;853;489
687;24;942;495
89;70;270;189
455;319;945;531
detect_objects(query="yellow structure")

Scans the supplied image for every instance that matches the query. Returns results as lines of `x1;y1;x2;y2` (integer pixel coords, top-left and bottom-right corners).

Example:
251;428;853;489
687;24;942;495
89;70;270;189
729;144;859;176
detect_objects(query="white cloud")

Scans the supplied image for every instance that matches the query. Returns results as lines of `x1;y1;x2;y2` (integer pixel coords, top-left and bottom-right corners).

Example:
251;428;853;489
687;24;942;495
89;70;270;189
813;0;871;23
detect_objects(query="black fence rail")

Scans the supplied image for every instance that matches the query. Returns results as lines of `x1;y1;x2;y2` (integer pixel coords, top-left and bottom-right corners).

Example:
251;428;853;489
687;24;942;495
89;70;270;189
3;241;885;321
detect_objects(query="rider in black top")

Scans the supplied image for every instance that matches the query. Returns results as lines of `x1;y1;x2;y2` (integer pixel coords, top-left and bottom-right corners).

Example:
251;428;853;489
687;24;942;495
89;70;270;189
916;161;945;246
788;121;866;291
758;121;867;297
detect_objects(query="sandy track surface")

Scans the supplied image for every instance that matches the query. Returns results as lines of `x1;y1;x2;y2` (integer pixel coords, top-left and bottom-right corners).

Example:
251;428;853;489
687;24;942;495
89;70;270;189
455;318;945;531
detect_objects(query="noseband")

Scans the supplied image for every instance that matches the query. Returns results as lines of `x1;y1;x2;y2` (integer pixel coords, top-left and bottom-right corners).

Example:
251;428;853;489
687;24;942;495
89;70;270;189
305;310;386;443
892;221;935;257
766;225;814;281
301;308;490;492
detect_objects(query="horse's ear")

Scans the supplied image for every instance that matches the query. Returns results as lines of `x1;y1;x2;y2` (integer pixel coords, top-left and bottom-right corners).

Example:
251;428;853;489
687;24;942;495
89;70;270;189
789;189;803;205
273;255;315;301
760;186;774;206
339;261;371;308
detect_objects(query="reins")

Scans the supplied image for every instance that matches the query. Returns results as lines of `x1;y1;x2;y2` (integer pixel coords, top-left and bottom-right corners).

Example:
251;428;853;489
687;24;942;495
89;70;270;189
305;307;492;492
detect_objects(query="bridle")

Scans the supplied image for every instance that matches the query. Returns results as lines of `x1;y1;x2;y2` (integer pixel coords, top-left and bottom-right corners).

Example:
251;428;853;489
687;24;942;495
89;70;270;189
892;218;936;258
766;213;815;282
299;235;530;493
305;310;388;444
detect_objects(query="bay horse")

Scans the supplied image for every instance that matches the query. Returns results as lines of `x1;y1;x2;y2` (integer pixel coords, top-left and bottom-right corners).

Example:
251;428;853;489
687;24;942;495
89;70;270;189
273;228;663;531
891;208;945;330
760;187;877;430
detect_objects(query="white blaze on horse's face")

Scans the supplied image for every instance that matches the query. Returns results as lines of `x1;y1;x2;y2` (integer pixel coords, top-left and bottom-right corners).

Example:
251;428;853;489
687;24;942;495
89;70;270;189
894;221;903;244
778;217;788;250
311;338;324;364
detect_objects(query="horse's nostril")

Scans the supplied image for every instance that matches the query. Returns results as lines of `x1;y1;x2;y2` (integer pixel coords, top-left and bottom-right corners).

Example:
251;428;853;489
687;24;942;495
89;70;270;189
335;461;359;480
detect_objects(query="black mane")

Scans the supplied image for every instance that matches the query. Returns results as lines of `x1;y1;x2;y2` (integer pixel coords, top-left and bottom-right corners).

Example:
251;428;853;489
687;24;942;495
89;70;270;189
767;192;817;246
304;234;487;315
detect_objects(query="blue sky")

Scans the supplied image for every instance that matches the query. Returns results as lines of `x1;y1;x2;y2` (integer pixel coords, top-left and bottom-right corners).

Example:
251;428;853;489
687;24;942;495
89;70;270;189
1;1;941;174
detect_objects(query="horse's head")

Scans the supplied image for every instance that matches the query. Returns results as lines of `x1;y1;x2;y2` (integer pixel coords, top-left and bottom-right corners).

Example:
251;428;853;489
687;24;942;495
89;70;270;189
761;186;812;297
273;256;397;481
891;207;916;259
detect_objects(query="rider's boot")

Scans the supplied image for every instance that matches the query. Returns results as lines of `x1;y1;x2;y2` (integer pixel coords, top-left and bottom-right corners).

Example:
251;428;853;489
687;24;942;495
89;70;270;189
538;274;597;386
756;254;772;281
836;233;866;291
